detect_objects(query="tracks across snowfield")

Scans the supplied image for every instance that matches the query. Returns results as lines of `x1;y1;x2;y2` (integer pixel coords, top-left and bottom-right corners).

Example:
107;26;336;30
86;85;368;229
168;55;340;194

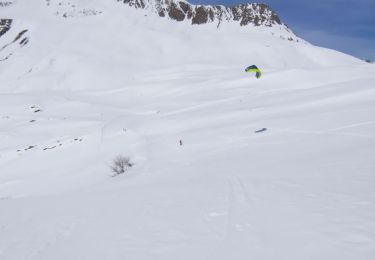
1;64;375;259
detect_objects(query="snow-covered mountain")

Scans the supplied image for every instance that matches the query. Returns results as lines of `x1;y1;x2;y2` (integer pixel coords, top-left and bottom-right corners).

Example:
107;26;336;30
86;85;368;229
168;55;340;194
0;0;360;87
1;1;375;260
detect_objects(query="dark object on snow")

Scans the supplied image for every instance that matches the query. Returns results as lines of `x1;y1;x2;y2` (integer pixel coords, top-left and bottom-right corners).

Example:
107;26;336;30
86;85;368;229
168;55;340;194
254;128;267;133
110;156;133;176
19;37;29;47
25;145;35;151
179;140;183;146
43;146;56;150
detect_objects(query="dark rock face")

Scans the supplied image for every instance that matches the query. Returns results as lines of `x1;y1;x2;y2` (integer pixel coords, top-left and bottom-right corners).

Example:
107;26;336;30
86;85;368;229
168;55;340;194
0;19;12;38
192;6;208;25
168;2;185;21
0;2;12;7
230;3;281;26
117;0;283;28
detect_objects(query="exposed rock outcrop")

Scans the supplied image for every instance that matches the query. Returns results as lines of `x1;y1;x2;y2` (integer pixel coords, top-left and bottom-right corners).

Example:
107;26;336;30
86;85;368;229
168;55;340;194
0;19;12;38
0;1;12;7
117;0;283;28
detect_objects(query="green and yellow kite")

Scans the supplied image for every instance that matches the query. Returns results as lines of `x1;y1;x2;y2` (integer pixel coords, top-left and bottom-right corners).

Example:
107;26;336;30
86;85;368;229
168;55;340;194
245;65;262;79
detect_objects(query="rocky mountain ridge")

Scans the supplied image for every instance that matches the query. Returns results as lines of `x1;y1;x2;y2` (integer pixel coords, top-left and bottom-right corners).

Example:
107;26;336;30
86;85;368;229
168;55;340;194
117;0;284;27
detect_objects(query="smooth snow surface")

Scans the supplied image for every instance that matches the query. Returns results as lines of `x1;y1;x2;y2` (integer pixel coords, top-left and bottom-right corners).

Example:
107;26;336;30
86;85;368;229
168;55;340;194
1;1;375;259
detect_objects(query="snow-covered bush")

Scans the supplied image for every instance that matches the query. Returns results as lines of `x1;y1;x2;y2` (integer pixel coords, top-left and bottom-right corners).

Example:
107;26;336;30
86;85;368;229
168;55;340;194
110;155;132;176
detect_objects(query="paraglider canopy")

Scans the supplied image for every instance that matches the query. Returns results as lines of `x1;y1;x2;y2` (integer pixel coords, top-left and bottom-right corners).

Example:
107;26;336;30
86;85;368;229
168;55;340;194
245;65;262;79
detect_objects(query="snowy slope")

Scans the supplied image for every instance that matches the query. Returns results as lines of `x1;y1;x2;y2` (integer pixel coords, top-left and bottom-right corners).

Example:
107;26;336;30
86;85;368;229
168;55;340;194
1;0;375;259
